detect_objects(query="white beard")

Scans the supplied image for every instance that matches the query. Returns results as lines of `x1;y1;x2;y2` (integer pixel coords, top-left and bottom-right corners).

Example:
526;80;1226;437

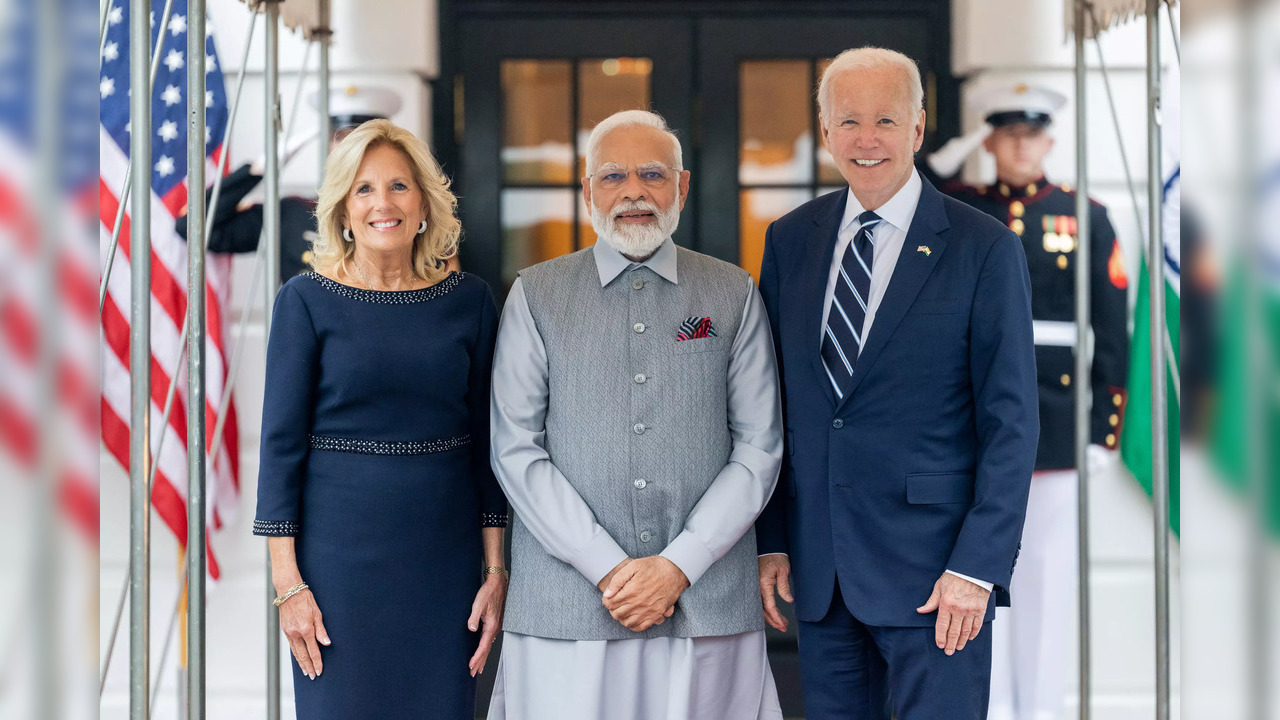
591;197;681;258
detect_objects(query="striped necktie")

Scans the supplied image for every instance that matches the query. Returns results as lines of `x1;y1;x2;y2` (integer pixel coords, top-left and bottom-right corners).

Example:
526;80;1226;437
820;210;881;399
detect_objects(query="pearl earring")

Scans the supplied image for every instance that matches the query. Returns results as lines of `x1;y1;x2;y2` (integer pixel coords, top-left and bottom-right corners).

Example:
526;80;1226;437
418;219;428;235
343;228;352;242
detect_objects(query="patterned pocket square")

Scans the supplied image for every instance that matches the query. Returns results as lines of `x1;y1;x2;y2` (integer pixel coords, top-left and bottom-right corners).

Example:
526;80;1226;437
676;317;717;341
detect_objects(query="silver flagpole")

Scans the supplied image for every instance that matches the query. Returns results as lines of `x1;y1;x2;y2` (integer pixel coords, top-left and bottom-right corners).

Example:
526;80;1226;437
34;0;61;715
129;0;152;716
1145;2;1171;719
186;1;208;718
1073;4;1093;719
317;0;331;179
263;2;283;718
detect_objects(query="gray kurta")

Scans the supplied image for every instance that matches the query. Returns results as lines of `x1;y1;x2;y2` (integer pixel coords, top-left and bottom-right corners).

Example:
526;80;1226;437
488;238;783;717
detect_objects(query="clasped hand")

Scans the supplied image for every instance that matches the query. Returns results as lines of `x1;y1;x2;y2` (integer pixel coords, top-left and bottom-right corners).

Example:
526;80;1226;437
597;557;689;632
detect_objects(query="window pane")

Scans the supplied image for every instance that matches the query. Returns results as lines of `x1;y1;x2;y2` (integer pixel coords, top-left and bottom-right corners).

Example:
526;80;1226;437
740;61;812;186
740;189;812;281
502;60;574;184
814;58;845;185
578;57;653;178
502;189;575;289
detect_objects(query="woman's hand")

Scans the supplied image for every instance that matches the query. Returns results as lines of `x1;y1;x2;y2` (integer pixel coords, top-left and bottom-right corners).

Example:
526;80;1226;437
279;587;330;680
467;573;507;676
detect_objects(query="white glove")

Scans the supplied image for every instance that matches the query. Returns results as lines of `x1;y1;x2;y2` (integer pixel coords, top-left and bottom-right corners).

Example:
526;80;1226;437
249;129;319;176
1086;443;1116;479
925;123;994;179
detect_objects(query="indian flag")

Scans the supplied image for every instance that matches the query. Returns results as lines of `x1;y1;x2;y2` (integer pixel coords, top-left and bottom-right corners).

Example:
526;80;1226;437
1120;64;1181;536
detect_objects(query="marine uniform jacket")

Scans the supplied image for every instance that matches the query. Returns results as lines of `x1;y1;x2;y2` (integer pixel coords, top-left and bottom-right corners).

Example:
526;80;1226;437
942;177;1129;471
175;163;317;285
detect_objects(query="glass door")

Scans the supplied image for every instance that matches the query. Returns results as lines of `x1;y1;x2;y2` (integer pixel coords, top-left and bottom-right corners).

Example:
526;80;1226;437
458;18;693;293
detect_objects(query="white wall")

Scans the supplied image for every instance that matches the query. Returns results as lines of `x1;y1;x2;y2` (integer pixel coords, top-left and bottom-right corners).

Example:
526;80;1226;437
953;1;1182;718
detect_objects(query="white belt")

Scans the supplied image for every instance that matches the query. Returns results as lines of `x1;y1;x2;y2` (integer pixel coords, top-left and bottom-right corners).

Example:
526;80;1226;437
1033;320;1083;348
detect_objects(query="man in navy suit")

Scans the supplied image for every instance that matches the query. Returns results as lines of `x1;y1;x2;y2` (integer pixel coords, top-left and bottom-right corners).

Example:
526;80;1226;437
754;47;1039;720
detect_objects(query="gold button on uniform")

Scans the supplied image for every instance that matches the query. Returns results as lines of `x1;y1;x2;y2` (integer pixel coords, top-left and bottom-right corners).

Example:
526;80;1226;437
999;184;1010;197
1057;255;1069;270
1010;201;1025;218
1105;433;1116;447
1010;219;1025;235
1109;414;1119;427
301;250;315;265
1060;374;1071;387
1026;184;1038;196
1113;393;1124;406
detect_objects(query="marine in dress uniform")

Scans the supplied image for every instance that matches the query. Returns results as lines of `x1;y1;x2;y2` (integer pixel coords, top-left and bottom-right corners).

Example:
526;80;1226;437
928;84;1130;720
176;85;403;285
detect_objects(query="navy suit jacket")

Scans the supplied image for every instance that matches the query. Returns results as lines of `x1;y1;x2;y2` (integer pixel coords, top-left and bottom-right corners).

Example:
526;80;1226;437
755;178;1039;627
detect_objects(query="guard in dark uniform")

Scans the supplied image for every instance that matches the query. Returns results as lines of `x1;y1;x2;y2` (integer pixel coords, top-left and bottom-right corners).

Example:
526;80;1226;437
928;84;1130;720
176;85;403;284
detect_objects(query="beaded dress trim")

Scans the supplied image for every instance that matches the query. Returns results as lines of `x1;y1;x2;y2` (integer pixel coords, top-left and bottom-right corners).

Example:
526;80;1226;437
308;433;471;456
252;519;300;537
306;271;461;304
481;512;509;528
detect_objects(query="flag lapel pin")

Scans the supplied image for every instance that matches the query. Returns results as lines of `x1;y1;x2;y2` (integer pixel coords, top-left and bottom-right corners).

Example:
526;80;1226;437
916;245;931;256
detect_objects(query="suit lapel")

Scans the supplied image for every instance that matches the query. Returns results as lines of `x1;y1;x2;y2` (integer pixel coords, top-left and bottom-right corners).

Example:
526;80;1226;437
797;189;847;408
838;179;951;407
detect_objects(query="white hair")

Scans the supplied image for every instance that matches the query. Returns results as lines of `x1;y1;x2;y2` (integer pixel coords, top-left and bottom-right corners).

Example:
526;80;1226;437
818;47;923;120
584;110;683;176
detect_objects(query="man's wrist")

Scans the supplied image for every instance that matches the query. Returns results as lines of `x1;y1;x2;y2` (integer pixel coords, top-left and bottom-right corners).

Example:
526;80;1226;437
944;569;994;593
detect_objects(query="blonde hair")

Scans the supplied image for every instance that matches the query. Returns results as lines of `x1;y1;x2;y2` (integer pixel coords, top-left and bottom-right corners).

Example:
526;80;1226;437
818;47;923;120
312;119;460;283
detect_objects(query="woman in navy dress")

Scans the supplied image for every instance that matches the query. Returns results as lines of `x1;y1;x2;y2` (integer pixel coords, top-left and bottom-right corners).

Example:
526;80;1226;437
253;119;508;719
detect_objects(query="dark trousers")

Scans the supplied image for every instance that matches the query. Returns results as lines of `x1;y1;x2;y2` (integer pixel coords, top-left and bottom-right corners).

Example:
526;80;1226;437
796;583;992;720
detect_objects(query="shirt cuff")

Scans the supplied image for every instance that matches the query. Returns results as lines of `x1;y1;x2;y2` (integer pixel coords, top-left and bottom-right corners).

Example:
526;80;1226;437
945;569;994;592
660;531;717;586
758;552;788;558
570;531;631;588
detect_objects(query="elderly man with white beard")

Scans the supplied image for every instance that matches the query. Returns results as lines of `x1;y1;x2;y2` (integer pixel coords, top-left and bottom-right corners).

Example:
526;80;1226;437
486;110;785;720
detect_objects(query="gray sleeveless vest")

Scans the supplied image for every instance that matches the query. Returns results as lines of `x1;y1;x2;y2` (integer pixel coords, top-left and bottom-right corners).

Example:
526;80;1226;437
502;245;765;640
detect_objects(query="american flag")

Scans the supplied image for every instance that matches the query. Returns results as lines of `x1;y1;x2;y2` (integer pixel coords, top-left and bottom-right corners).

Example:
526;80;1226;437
0;0;100;540
98;0;239;579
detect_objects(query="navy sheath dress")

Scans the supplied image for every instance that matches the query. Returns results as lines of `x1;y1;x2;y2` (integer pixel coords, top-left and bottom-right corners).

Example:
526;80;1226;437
253;270;508;719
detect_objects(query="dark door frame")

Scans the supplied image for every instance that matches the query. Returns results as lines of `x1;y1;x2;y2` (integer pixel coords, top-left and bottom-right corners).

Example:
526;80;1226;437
434;1;955;292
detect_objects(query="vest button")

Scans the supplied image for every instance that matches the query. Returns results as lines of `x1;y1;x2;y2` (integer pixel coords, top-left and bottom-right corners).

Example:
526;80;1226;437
633;423;646;435
634;373;647;384
640;531;652;543
633;322;646;334
832;418;844;429
634;479;647;489
632;278;644;290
